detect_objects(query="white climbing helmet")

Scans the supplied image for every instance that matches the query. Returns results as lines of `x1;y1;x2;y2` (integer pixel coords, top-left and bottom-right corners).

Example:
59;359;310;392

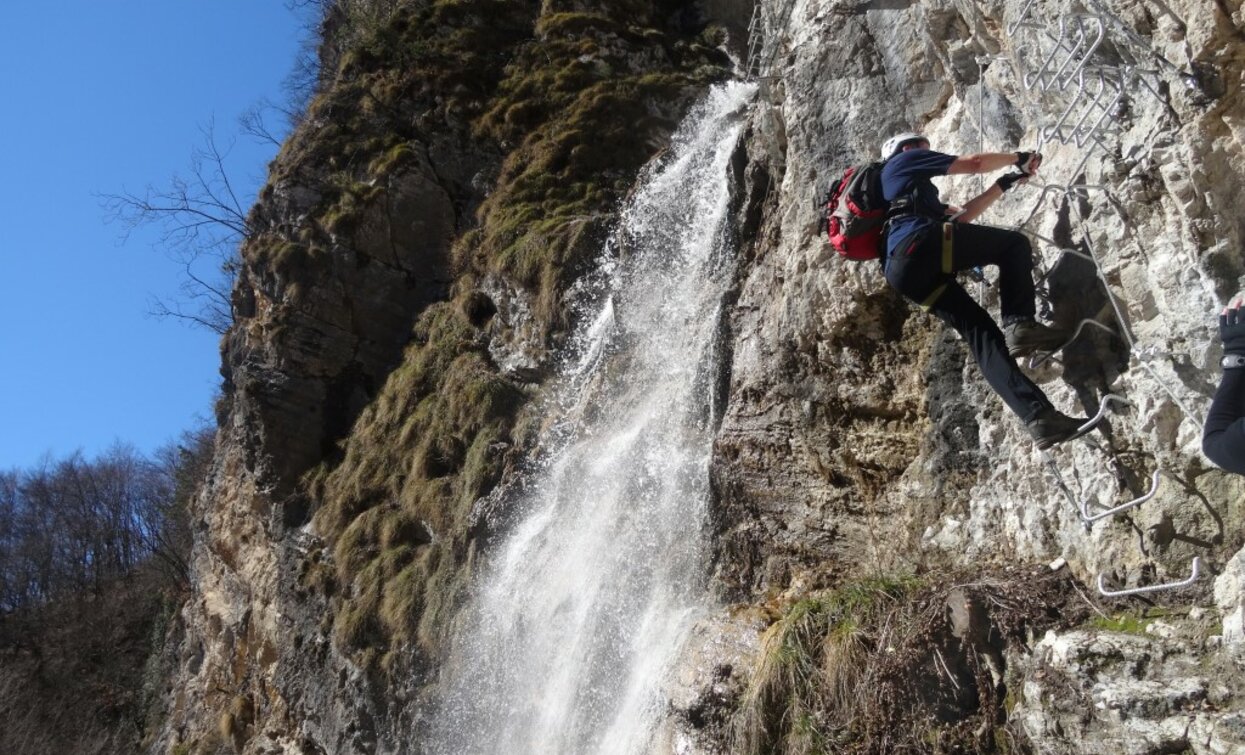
882;132;929;159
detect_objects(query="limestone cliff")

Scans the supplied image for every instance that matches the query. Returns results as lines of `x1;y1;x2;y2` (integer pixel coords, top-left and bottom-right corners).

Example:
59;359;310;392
159;1;730;751
679;0;1245;752
158;0;1245;753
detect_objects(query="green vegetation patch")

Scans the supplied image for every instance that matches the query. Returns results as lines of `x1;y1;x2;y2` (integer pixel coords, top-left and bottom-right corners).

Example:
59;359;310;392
241;0;539;296
308;299;522;664
733;575;924;755
460;29;728;324
1085;607;1187;635
731;570;1088;755
255;0;732;681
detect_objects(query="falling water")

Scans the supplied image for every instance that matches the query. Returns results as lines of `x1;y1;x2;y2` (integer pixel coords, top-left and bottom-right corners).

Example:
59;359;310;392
428;81;755;755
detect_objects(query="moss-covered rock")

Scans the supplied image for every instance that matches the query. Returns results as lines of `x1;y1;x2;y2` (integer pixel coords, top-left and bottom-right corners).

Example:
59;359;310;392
294;0;730;676
167;0;731;749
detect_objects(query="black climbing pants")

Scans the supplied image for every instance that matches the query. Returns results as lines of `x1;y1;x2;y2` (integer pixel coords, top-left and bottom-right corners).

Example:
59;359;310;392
885;222;1051;421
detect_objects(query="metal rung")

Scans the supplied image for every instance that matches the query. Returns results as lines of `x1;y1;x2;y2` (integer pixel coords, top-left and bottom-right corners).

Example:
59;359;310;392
1086;0;1192;79
1097;557;1201;597
1027;317;1121;370
1079;469;1161;523
1082;393;1129;434
1021;15;1106;93
743;0;796;81
1006;0;1042;36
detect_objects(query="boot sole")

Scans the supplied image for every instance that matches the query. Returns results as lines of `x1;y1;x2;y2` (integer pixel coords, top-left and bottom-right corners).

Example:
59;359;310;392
1009;342;1067;360
1034;413;1106;450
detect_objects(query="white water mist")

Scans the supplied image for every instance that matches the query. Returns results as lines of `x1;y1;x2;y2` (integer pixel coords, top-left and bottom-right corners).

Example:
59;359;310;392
428;81;755;755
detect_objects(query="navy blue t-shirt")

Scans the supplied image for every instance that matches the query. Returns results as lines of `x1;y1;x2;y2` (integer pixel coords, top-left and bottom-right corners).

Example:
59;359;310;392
880;148;957;255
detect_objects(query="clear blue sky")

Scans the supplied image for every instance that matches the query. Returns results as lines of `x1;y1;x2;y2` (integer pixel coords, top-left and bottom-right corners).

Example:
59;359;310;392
0;3;310;470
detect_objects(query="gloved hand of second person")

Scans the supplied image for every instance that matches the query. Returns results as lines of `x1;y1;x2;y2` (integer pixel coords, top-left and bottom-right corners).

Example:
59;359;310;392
1221;298;1245;355
1015;151;1043;175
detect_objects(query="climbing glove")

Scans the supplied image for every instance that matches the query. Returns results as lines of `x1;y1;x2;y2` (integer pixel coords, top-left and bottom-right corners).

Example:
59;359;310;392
1220;300;1245;356
1015;151;1043;175
996;172;1027;193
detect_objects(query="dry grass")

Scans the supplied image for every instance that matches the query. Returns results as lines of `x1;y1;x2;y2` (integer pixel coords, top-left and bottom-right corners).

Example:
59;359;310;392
287;0;731;679
730;569;1088;755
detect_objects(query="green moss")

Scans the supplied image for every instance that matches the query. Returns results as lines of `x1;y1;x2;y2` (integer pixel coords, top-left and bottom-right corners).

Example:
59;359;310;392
334;506;385;577
319;179;383;235
333;571;380;648
248;235;317;277
379;560;428;641
454;11;728;327
280;0;729;680
993;728;1013;754
697;24;727;48
1087;611;1154;635
367;142;418;177
1004;682;1021;714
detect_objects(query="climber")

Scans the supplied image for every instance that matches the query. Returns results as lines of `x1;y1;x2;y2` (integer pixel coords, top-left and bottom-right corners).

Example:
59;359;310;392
879;132;1088;450
1203;299;1245;474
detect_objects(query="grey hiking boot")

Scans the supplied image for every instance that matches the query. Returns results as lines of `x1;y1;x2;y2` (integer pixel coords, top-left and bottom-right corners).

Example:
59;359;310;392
1004;318;1067;359
1025;407;1088;450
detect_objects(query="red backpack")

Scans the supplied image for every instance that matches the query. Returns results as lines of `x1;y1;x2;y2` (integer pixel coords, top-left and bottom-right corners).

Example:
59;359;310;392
818;161;889;260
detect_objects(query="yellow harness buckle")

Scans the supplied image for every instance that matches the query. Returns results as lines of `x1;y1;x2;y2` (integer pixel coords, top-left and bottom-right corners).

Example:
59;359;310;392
920;223;955;310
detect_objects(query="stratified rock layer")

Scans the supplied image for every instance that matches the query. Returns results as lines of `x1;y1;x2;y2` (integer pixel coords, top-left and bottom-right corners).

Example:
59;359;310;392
159;2;731;753
160;0;1245;753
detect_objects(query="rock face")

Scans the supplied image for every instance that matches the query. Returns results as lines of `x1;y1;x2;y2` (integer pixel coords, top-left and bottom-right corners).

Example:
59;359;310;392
158;0;1245;753
715;0;1245;604
157;2;732;753
686;0;1245;750
1013;628;1245;755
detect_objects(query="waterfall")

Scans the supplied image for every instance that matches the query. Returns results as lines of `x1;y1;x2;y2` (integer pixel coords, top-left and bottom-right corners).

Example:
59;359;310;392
428;81;756;755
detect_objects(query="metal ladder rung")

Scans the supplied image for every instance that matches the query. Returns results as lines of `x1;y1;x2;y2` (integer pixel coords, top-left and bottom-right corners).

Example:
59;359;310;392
1098;557;1201;597
1001;0;1210;608
1027;316;1121;371
1079;469;1161;523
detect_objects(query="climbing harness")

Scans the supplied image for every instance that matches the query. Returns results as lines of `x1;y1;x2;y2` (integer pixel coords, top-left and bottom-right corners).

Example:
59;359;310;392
917;223;956;311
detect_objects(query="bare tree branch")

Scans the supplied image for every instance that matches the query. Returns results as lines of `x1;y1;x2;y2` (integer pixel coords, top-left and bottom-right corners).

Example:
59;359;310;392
99;119;257;335
239;101;286;148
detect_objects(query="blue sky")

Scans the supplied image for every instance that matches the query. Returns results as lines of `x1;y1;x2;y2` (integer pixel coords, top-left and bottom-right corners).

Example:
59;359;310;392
0;3;310;469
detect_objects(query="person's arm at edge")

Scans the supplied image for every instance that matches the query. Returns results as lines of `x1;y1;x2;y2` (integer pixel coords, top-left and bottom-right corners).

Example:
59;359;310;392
1203;299;1245;474
1202;368;1245;474
953;183;1006;224
946;152;1021;175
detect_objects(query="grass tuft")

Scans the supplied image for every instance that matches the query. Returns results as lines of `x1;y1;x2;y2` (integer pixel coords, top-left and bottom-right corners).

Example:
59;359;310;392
730;571;1088;755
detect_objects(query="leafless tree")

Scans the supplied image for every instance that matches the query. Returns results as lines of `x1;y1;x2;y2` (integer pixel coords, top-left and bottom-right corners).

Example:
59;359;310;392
101;121;254;334
100;3;339;334
0;435;210;615
143;426;215;588
239;99;289;149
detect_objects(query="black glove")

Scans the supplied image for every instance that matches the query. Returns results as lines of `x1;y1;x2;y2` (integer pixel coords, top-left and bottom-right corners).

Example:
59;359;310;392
996;172;1027;192
1015;151;1042;175
1220;301;1245;355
